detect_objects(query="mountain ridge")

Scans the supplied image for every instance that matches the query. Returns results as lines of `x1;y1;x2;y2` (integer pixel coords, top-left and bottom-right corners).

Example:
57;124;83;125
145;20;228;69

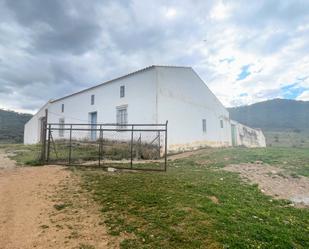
228;98;309;131
0;109;32;143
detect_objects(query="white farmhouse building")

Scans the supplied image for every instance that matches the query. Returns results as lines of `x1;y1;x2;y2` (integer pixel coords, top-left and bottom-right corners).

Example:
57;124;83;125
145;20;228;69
24;65;266;150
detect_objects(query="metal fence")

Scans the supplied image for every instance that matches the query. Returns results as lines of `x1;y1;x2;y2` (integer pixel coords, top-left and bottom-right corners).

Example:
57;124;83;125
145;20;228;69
41;122;168;171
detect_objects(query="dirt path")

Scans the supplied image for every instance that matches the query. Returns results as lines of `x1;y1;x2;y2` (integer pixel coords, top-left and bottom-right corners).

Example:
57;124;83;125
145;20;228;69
0;149;16;170
168;149;208;161
0;151;118;249
224;163;309;207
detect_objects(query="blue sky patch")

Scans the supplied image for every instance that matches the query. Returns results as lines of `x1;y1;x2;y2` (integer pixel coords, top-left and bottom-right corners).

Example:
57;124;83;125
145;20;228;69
237;65;251;81
281;83;306;99
240;93;248;97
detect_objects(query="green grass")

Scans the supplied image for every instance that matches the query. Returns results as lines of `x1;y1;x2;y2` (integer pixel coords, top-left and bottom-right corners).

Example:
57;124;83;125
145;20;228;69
1;141;163;170
0;143;42;165
192;147;309;177
77;147;309;249
2;144;309;248
264;129;309;148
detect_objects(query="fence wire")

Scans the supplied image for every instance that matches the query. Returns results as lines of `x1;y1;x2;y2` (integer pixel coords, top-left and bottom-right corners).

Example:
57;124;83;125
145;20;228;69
43;123;167;171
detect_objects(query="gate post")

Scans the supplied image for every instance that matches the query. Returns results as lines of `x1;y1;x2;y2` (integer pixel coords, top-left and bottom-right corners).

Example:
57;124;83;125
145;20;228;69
46;124;51;164
99;125;102;167
130;125;134;169
68;124;72;165
164;121;168;172
158;131;161;158
40;109;48;163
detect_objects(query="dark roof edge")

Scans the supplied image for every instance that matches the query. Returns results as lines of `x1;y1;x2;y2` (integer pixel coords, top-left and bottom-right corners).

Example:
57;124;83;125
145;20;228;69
51;65;191;103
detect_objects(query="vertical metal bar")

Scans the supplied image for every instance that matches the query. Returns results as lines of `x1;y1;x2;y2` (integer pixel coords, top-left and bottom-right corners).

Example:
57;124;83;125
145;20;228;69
99;125;102;167
158;131;161;158
68;124;72;165
102;129;105;166
45;109;48;161
41;122;46;162
130;125;134;169
164;121;168;172
40;109;48;162
139;133;142;159
46;124;51;164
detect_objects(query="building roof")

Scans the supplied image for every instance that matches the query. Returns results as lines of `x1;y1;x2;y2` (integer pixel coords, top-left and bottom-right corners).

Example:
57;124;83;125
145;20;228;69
51;65;191;103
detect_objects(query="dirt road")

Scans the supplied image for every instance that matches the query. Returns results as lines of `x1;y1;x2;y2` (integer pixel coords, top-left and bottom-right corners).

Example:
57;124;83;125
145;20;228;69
0;150;117;249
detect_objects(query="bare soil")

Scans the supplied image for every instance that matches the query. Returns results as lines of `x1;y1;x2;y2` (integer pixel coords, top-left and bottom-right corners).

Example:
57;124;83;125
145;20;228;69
0;150;118;249
0;149;16;170
224;163;309;207
168;149;207;160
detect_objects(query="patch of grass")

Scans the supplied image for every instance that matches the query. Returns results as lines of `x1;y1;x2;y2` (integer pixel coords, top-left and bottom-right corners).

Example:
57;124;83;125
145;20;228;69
1;143;42;166
192;147;309;177
79;150;309;248
1;139;161;166
264;129;309;148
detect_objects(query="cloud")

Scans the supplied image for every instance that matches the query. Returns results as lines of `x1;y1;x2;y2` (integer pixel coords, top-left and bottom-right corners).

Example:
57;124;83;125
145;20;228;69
297;91;309;101
0;0;308;113
4;0;102;54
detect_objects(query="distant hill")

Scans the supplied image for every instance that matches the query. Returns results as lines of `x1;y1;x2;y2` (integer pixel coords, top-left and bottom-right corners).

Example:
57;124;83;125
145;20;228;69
228;99;309;147
228;99;309;130
0;109;32;143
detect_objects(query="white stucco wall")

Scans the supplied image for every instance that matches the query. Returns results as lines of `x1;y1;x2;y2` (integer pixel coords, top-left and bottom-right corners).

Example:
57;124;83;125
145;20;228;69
230;120;266;147
25;68;158;143
155;67;232;151
24;102;50;144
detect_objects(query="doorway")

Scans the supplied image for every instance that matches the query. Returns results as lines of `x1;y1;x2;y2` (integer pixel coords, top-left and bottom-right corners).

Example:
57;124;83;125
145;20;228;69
89;112;97;141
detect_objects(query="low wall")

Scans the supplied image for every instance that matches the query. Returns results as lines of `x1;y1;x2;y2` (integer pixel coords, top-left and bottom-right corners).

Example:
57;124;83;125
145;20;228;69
231;120;266;147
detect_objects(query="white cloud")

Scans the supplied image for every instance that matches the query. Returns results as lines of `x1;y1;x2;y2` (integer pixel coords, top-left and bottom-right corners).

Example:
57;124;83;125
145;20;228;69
210;1;230;20
0;0;309;112
297;91;309;101
164;7;178;19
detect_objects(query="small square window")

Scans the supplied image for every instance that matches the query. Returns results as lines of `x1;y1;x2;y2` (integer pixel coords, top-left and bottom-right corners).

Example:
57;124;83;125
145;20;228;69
120;85;125;98
220;120;224;128
202;119;207;133
61;104;64;113
91;94;95;105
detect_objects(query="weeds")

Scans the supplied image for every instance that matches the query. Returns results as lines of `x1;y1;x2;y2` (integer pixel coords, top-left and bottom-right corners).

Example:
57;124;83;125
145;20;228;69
79;150;309;248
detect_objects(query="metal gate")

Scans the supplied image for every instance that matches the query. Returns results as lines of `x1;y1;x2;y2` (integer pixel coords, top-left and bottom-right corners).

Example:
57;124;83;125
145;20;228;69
41;122;168;171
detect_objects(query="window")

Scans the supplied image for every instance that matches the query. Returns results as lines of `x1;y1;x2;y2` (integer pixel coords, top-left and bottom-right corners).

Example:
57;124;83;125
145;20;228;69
59;118;65;137
91;94;95;105
116;106;127;128
220;120;224;128
61;104;64;113
202;119;207;133
120;85;125;98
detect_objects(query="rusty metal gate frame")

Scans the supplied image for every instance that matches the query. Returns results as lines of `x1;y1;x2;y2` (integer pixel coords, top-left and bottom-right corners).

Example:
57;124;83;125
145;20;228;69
41;122;168;171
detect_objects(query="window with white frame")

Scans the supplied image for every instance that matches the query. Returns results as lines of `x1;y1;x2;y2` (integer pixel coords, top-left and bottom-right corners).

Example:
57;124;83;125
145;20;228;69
202;119;207;133
120;85;125;98
59;118;65;137
220;119;224;128
116;106;127;127
91;94;95;105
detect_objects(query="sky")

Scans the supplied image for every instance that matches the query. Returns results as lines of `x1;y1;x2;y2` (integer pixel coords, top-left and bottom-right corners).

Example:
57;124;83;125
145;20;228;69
0;0;309;114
